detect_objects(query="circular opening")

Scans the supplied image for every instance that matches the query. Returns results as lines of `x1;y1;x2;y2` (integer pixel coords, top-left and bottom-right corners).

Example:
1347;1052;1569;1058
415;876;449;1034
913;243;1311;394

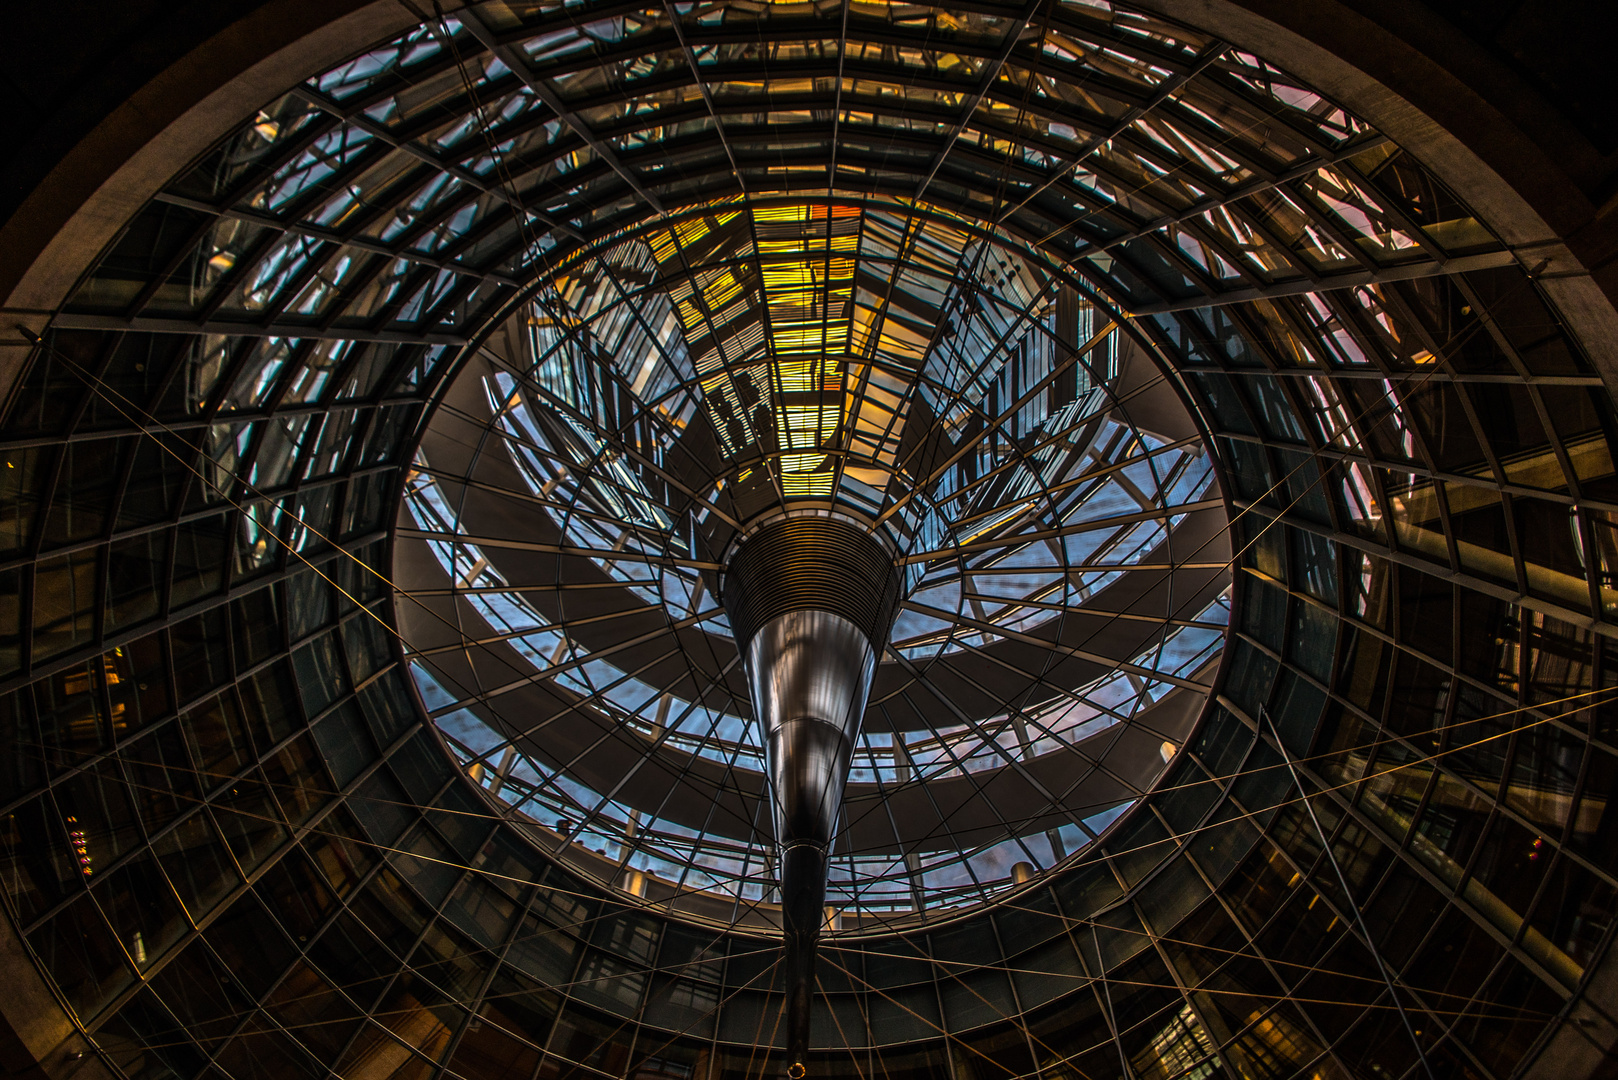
397;195;1230;926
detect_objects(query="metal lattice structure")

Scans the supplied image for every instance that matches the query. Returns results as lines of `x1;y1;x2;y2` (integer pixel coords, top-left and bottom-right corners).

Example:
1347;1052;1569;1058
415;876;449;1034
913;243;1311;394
0;3;1614;1080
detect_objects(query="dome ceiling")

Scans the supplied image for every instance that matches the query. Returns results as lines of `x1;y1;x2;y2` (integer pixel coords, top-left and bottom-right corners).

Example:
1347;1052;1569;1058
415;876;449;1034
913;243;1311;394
1;3;1615;1080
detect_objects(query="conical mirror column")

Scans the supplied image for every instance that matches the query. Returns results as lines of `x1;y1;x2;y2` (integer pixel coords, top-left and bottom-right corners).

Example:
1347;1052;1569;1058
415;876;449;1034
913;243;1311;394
721;518;903;1076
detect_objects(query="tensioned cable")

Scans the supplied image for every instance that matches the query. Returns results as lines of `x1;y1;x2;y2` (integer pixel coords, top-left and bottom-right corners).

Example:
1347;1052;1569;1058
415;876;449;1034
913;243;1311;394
11;326;1600;922
3;10;1592;1080
818;255;1580;890
5;324;1588;901
14;672;1600;904
1261;704;1435;1079
812;968;870;1080
9;2;1587;942
22;677;1604;1032
13;683;1589;1080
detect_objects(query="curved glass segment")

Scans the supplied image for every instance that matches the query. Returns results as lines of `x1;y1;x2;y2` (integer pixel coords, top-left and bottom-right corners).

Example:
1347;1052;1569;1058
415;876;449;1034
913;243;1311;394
0;4;1614;1080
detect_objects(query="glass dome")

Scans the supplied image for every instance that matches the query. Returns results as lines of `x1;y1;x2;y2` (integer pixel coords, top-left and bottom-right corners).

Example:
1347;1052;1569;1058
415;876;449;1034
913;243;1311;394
395;194;1230;924
2;3;1614;1080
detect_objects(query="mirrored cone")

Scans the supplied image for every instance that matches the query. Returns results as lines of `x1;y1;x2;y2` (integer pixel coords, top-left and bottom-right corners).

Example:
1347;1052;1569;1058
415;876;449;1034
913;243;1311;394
722;518;902;1074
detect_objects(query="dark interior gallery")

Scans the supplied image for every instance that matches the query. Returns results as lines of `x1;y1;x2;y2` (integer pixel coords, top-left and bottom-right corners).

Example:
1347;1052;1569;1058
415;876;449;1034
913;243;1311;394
3;2;1618;1078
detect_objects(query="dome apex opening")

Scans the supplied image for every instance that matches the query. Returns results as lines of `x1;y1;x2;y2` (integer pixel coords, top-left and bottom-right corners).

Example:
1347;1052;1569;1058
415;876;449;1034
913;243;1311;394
397;194;1229;930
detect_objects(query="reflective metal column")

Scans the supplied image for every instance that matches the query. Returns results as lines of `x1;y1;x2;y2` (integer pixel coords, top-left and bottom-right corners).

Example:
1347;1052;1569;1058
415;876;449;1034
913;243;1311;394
721;517;902;1075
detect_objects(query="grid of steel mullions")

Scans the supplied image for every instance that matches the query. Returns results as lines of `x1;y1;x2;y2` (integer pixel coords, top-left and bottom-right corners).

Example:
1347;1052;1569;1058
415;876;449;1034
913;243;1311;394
3;322;446;693
1235;498;1605;641
1214;731;1568;1077
3;589;402;997
3;563;1592;1075
195;775;505;1080
1217;422;1618;524
112;770;498;1079
1236;567;1590;783
1224;680;1591;1011
3;4;1605;1075
103;710;432;1040
880;513;1612;1077
151;189;526;290
1152;283;1613;628
1203;548;1600;1065
1222;565;1616;970
805;776;1361;1078
1146;755;1419;1079
505;202;1099;462
1;597;385;895
60;5;1481;357
965;675;1558;1080
0;466;396;579
0;526;390;700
